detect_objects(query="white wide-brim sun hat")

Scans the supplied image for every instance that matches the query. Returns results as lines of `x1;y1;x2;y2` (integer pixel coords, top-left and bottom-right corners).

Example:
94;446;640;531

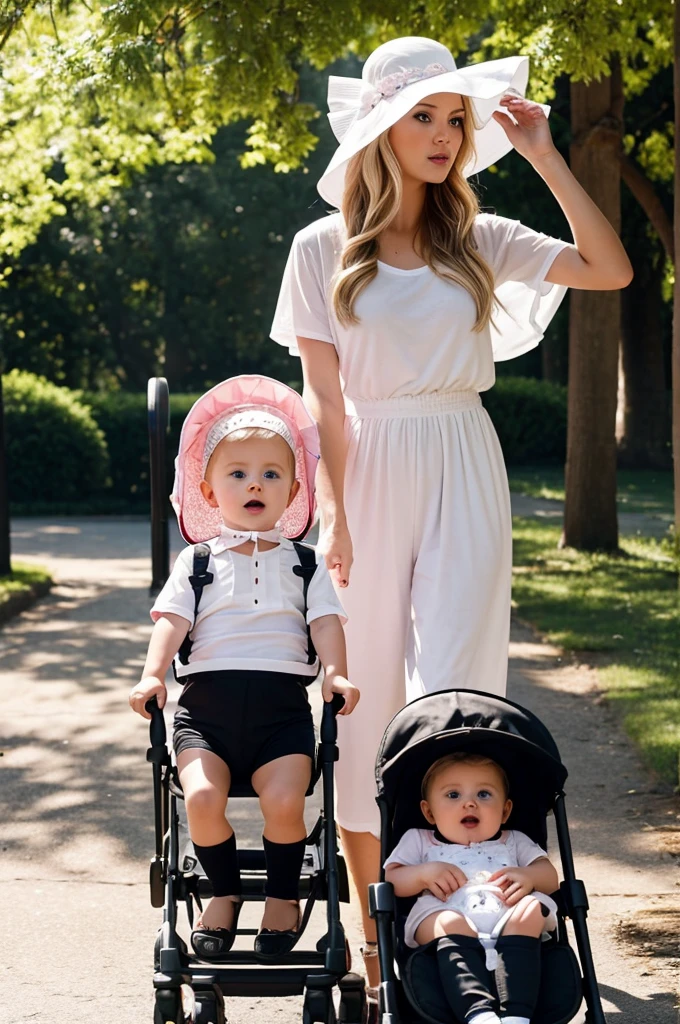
318;36;547;209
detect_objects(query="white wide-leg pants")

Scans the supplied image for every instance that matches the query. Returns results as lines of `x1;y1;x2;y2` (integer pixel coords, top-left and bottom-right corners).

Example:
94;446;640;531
335;391;512;834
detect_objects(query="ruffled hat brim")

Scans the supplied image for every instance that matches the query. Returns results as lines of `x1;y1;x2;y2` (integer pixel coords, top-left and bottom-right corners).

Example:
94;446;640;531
318;55;544;209
171;375;319;544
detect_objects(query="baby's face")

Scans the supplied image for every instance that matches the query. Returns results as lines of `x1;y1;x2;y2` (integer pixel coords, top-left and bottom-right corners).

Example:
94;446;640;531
420;762;512;846
200;434;299;533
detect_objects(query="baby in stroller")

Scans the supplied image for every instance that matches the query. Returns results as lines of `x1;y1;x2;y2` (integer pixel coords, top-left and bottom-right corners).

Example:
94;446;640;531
129;375;359;964
385;751;558;1024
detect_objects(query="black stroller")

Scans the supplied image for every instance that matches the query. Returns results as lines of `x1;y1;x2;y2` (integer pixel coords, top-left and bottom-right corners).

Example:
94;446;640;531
367;689;606;1024
146;693;366;1024
143;378;366;1023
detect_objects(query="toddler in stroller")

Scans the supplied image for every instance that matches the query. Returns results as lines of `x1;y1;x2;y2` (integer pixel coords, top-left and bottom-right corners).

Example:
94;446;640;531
369;689;606;1024
130;374;359;966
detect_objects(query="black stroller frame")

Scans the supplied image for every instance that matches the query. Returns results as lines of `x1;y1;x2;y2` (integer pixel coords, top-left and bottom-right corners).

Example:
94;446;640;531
144;378;366;1023
366;689;607;1024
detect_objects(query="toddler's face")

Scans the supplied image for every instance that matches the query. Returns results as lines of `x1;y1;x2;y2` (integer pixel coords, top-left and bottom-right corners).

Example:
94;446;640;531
420;762;512;846
200;434;299;533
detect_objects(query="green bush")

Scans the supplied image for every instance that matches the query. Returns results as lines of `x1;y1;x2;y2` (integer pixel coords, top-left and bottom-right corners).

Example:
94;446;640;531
4;370;109;502
83;390;201;508
482;376;567;464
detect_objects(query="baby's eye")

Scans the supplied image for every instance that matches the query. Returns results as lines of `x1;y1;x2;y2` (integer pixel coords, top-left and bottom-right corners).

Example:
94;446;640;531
445;790;460;800
263;470;280;480
478;789;493;800
231;470;246;479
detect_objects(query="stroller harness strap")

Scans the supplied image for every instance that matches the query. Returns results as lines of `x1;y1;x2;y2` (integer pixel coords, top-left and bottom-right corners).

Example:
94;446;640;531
176;540;318;668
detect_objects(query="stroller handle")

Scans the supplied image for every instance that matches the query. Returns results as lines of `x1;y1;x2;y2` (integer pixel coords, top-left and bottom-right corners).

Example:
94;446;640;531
146;695;167;749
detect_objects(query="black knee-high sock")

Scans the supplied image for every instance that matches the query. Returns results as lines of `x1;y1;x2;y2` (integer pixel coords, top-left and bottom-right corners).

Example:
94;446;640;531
436;936;498;1021
493;935;541;1019
193;834;242;898
262;835;306;901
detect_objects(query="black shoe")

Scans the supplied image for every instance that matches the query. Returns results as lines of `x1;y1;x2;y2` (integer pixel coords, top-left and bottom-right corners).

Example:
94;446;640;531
254;902;302;959
191;898;243;962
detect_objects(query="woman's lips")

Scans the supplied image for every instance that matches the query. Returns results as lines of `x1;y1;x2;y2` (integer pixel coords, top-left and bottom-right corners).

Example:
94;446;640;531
428;155;449;165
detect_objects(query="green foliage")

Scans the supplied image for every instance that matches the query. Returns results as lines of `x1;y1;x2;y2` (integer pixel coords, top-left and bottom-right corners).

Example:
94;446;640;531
512;517;680;783
482;376;567;463
3;369;109;501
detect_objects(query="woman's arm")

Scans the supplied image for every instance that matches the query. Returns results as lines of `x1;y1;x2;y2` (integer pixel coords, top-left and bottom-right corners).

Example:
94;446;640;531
494;96;633;291
297;336;353;587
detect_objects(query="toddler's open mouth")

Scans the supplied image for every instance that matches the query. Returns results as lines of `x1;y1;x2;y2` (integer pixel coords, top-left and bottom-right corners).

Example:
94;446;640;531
244;499;265;511
461;815;480;828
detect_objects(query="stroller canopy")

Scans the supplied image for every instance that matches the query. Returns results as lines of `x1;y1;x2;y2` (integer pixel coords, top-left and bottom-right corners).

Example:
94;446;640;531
375;690;568;850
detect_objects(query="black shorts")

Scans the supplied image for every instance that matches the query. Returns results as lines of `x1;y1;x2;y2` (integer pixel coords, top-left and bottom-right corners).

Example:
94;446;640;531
173;670;316;782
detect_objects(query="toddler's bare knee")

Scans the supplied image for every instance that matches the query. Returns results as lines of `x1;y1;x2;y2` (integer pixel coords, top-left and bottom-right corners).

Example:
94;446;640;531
506;894;545;936
260;787;305;825
185;785;225;822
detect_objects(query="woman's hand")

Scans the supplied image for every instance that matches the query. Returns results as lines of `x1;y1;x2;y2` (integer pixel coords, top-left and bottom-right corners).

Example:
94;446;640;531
493;94;557;166
419;861;468;901
318;521;353;588
322;673;360;715
129;676;167;719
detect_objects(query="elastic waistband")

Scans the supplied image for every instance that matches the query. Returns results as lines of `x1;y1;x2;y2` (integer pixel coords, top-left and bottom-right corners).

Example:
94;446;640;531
345;391;481;418
182;670;307;686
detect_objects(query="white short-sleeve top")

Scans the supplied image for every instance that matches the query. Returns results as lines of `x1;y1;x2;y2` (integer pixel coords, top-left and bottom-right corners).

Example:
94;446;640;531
384;827;548;876
151;540;346;678
270;212;571;399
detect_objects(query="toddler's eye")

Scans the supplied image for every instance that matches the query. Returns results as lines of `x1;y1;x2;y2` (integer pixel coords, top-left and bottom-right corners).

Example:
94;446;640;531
445;790;460;800
263;470;280;480
231;470;246;479
478;790;492;800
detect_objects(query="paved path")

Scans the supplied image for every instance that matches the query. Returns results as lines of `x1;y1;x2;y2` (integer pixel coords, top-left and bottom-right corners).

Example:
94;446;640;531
510;493;672;539
1;518;678;1024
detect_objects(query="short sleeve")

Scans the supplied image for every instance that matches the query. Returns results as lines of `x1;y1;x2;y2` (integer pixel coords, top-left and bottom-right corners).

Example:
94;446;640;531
384;829;429;869
150;547;195;625
271;227;335;357
306;553;347;625
511;830;550;867
474;213;572;362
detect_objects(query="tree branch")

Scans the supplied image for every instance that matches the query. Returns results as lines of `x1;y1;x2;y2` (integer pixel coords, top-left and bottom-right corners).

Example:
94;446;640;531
620;152;674;264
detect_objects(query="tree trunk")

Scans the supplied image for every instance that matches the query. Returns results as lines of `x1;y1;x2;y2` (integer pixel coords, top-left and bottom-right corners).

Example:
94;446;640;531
617;253;670;468
0;371;11;576
674;1;680;551
563;72;622;551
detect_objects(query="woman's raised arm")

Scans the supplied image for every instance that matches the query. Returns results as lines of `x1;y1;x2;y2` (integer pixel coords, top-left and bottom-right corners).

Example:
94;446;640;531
298;337;353;588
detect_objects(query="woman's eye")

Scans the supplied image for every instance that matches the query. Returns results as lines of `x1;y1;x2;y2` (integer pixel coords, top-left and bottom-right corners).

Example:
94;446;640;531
414;112;430;122
451;117;463;128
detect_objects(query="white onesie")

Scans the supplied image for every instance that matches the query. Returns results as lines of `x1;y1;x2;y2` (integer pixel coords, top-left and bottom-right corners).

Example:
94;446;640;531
386;828;558;966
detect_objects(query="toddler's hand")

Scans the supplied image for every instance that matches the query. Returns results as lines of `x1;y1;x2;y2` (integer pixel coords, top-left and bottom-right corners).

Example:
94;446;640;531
488;866;534;906
322;674;360;715
420;861;467;901
129;676;167;719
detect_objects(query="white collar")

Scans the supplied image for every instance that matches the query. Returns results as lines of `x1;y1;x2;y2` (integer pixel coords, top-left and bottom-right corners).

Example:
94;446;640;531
211;523;282;555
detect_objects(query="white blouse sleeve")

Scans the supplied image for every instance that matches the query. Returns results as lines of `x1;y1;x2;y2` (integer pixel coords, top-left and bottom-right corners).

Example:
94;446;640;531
150;547;196;625
306;553;347;625
474;213;573;363
270;226;335;357
510;830;550;867
384;829;428;868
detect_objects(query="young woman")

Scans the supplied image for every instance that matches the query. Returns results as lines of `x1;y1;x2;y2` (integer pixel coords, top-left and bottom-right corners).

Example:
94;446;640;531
271;35;631;997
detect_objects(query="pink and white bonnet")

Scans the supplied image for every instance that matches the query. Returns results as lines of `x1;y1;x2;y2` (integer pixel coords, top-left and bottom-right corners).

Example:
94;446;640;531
171;375;319;544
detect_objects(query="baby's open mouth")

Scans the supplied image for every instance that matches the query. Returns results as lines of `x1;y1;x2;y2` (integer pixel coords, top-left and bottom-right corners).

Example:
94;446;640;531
244;499;264;509
461;815;479;826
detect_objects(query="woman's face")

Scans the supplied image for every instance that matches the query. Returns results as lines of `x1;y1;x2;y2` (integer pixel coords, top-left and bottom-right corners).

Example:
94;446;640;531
387;92;466;187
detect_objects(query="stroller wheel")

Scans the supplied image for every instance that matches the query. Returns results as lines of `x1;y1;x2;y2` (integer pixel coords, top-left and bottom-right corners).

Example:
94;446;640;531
302;986;336;1024
338;973;366;1024
194;987;227;1024
153;988;183;1024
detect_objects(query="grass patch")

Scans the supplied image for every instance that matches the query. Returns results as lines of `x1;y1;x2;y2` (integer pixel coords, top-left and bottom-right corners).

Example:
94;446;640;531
512;517;679;785
0;563;53;622
507;465;673;518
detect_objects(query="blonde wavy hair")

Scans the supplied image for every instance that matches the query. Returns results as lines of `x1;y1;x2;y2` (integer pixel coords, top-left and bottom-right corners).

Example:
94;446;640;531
332;95;496;331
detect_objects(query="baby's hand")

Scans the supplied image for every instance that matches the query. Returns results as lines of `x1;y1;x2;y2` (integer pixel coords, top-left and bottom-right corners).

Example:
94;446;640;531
322;674;360;715
488;866;534;906
129;676;167;719
420;862;467;901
